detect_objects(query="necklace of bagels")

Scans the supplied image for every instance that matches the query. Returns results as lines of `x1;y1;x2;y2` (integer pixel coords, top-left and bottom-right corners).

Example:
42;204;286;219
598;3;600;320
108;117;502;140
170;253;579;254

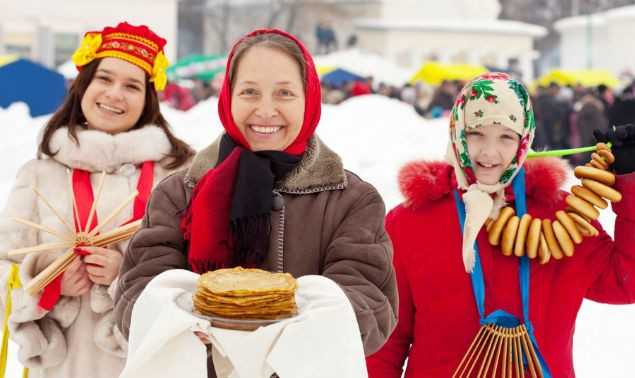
486;143;621;263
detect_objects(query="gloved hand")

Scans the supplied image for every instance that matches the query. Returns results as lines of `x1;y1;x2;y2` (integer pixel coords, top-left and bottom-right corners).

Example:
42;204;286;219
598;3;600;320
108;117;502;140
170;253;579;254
594;124;635;174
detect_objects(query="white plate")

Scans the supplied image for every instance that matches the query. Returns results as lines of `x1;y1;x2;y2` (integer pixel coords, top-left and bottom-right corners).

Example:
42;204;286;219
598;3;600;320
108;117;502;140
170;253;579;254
174;291;296;331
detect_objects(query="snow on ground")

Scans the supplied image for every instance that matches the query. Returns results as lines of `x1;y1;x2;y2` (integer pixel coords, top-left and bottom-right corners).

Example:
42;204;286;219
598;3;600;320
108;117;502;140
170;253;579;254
1;96;634;377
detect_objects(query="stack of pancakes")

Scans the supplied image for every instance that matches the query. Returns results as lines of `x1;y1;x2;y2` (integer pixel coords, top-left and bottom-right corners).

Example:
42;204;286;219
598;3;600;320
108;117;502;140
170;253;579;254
193;267;298;320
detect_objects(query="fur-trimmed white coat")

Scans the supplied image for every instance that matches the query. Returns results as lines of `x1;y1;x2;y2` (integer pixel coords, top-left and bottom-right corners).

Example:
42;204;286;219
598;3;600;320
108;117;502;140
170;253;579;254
0;125;185;378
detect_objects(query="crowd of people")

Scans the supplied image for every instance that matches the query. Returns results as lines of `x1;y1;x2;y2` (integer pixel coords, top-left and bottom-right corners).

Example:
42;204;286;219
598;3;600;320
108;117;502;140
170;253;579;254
321;75;635;162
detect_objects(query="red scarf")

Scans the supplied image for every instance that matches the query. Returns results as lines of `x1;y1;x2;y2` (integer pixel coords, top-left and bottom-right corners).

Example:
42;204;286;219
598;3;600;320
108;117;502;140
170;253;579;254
183;28;322;273
38;161;155;310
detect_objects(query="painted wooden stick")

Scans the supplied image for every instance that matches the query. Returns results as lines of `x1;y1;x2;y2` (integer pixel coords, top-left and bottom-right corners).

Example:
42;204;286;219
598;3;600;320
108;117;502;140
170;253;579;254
527;142;612;159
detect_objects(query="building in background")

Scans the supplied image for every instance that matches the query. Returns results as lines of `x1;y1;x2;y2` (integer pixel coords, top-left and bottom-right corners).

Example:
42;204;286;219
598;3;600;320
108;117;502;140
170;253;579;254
188;0;379;57
353;0;546;81
0;0;178;69
555;5;635;79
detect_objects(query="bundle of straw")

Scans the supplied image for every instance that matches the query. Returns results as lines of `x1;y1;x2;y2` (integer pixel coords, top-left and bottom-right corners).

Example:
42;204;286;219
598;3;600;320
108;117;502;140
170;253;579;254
3;171;142;295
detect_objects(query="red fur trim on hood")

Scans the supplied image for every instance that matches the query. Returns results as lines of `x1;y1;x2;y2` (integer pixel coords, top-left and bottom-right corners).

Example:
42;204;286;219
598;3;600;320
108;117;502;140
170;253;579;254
399;157;570;209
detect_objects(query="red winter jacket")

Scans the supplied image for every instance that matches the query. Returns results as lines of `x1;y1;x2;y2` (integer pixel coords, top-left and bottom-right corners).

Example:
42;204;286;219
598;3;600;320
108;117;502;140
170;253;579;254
366;157;635;378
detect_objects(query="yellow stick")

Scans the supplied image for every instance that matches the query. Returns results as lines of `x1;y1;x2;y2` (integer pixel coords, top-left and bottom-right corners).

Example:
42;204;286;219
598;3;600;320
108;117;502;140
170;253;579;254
38;254;77;290
478;325;502;377
513;329;523;378
67;170;81;231
29;252;75;292
8;240;75;258
453;326;486;377
521;325;544;378
85;171;106;233
490;326;505;377
501;329;511;378
25;249;75;295
465;325;495;377
31;187;74;234
10;217;71;241
519;327;538;378
88;191;138;237
90;220;141;246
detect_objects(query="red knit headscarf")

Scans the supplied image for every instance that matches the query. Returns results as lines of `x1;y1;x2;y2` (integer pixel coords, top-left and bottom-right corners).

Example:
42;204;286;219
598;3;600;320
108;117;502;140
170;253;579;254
217;28;322;154
183;29;322;273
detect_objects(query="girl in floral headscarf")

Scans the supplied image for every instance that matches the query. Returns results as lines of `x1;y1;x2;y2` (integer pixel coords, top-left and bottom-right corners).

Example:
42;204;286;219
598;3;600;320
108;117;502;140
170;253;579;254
367;73;635;377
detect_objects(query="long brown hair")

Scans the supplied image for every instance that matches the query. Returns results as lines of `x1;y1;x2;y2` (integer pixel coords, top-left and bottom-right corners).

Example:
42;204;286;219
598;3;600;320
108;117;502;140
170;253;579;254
39;58;193;169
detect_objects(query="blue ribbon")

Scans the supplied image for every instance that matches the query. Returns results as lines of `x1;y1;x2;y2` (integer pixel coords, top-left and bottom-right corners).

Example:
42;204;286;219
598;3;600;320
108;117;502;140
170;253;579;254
453;168;552;377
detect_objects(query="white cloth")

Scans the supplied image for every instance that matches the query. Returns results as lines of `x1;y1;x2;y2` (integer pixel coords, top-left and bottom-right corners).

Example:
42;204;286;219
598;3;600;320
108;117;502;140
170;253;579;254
120;269;367;378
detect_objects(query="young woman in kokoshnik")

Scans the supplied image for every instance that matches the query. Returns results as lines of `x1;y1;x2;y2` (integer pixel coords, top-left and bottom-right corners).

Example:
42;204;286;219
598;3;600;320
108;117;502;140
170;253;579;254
114;28;398;377
0;22;193;378
366;73;635;377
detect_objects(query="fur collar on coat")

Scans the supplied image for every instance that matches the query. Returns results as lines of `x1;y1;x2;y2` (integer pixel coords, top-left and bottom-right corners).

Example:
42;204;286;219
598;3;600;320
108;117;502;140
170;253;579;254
398;157;570;210
46;125;172;172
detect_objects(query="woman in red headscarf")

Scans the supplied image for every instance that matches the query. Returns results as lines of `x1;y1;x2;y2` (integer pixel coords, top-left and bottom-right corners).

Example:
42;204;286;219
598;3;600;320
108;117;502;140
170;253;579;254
114;29;398;377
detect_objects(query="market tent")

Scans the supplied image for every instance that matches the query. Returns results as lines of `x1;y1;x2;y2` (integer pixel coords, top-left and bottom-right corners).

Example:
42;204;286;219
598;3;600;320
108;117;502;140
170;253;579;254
410;62;487;85
0;58;66;117
317;65;336;76
57;59;77;80
0;54;19;66
536;69;619;88
167;54;227;81
314;49;410;86
321;68;365;87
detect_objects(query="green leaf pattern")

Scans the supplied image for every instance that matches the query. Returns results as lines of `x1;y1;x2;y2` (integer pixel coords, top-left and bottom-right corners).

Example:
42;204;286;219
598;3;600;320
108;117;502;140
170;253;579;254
469;80;498;103
459;129;472;168
500;167;516;184
508;80;528;110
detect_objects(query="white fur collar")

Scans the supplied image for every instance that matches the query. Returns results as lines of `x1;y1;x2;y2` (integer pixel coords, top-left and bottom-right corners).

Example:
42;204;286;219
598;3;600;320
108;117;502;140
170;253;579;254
47;125;172;172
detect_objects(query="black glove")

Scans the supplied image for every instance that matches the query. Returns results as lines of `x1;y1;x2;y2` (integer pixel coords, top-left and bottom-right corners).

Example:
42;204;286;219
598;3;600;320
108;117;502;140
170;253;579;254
594;124;635;174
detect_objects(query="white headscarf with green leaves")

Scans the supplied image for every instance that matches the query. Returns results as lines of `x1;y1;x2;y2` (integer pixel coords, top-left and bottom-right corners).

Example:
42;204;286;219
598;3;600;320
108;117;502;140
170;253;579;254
447;73;536;272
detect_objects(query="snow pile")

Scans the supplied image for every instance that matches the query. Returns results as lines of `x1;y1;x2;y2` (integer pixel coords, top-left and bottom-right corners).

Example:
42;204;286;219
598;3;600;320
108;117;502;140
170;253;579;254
0;96;634;377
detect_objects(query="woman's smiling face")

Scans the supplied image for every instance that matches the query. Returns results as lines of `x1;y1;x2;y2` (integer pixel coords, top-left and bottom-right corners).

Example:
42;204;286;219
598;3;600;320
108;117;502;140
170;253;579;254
80;57;146;134
230;45;305;151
